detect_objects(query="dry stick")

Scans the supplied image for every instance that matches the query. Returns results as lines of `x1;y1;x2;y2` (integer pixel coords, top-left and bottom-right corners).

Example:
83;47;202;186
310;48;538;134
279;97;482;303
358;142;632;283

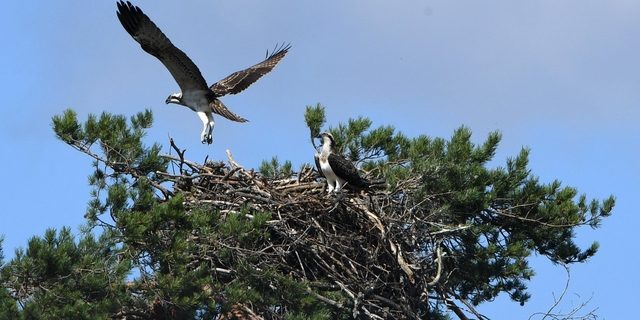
161;154;205;173
322;249;355;278
428;224;471;235
234;187;272;199
351;198;385;236
225;149;243;169
305;287;347;310
535;264;571;320
335;280;356;300
295;250;307;279
456;296;489;320
440;290;471;320
387;240;415;284
233;192;273;204
169;137;186;174
221;167;242;181
239;304;263;320
351;198;415;283
276;183;323;192
155;171;187;179
427;244;444;286
494;206;594;228
361;306;385;320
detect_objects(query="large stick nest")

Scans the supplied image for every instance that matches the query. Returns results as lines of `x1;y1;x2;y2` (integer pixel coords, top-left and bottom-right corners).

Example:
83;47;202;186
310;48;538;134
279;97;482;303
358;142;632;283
157;149;446;320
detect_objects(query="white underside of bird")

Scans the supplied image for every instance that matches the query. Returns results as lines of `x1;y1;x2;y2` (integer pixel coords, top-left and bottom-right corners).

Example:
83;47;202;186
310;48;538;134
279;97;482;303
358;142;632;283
178;90;215;144
317;149;347;193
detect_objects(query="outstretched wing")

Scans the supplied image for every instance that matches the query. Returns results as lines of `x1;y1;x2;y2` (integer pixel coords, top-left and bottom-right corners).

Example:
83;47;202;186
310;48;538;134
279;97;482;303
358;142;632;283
209;98;248;123
327;154;370;189
116;1;208;92
210;43;291;96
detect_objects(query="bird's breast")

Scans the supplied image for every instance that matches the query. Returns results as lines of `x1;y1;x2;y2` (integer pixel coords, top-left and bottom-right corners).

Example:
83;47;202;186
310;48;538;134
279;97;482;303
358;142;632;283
181;90;211;112
318;155;337;179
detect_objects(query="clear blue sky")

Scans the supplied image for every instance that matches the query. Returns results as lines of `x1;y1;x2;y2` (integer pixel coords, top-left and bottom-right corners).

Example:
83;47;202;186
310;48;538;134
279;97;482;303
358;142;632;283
1;1;637;318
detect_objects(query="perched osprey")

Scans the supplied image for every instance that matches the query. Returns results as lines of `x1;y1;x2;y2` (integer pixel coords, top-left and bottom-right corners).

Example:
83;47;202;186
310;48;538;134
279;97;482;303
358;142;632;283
314;132;374;193
116;1;290;144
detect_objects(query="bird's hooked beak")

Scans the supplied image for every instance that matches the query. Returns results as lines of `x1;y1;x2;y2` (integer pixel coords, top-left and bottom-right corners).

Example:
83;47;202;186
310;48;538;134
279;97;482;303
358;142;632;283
166;94;181;104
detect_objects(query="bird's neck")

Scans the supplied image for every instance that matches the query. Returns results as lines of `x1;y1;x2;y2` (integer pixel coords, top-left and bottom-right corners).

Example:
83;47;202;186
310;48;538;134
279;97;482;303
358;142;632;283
321;142;333;155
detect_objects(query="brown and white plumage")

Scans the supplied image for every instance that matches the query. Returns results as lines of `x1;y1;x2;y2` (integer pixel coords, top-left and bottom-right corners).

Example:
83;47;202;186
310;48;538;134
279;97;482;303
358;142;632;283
315;132;373;193
116;1;290;144
211;43;290;96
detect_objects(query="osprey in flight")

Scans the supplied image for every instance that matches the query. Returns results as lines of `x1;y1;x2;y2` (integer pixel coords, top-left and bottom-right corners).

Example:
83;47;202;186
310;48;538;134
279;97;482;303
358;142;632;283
116;1;290;144
314;132;375;193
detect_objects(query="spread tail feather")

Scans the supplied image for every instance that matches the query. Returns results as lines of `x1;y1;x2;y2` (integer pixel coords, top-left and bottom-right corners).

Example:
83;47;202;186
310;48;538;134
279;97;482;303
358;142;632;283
210;99;248;123
349;177;386;190
365;178;387;190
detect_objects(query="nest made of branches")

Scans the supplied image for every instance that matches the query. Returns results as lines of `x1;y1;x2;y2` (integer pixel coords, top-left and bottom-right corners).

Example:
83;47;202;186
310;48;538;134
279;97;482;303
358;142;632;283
155;149;446;320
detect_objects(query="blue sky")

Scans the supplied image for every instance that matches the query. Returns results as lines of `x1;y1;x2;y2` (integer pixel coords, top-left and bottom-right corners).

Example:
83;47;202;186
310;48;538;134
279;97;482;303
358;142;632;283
1;1;637;318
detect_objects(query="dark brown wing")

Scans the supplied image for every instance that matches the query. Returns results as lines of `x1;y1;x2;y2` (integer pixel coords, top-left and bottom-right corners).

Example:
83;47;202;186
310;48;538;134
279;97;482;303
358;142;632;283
210;43;290;96
116;1;208;92
209;98;248;123
327;154;370;189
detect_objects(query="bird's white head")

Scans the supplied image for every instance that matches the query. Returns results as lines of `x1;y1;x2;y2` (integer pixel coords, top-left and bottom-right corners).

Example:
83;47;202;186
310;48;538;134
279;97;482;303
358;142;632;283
165;92;183;105
319;132;335;148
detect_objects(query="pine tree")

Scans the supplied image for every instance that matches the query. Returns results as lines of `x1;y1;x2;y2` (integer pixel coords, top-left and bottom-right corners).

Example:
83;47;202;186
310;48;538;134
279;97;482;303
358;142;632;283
0;106;614;319
0;238;20;320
